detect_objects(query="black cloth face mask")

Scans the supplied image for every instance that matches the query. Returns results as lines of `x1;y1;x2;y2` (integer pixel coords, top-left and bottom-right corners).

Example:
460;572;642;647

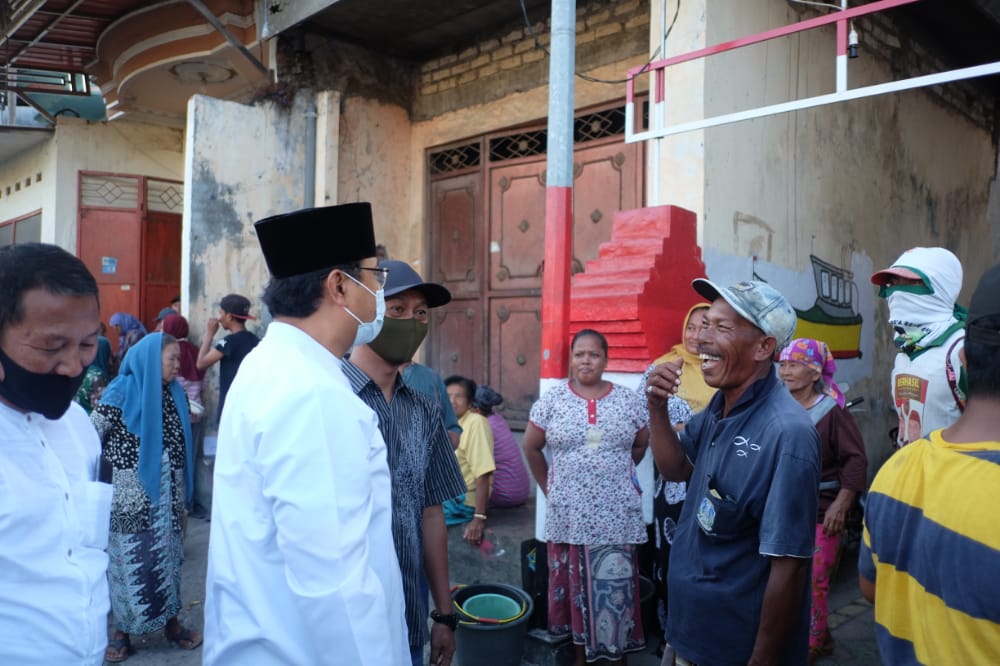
0;345;87;420
367;318;429;365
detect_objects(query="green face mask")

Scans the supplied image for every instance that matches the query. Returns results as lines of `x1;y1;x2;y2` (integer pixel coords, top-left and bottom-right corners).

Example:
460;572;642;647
367;317;429;365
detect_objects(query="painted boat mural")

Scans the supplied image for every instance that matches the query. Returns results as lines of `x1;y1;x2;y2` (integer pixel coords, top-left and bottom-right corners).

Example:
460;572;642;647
793;254;863;359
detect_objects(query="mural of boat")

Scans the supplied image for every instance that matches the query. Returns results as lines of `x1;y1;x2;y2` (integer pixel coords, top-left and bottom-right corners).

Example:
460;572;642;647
794;254;863;359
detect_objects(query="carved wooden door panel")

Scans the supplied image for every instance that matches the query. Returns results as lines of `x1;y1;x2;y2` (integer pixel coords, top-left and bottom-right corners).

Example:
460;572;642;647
572;141;642;271
485;157;546;427
489;296;542;426
429;172;484;382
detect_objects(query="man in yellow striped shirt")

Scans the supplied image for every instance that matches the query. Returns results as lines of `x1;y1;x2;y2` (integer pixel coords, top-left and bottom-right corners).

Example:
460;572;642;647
860;261;1000;665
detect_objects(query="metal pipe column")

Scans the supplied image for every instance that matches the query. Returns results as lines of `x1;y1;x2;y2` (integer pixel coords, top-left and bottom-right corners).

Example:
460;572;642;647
540;0;576;379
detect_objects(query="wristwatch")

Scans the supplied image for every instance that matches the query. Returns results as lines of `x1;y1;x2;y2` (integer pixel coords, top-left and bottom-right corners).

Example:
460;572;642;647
430;609;459;631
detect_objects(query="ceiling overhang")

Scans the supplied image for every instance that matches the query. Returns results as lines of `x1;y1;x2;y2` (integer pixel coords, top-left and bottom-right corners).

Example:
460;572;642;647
0;0;271;126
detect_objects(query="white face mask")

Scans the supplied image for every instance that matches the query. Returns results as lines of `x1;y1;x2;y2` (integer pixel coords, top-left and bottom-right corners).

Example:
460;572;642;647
342;272;385;346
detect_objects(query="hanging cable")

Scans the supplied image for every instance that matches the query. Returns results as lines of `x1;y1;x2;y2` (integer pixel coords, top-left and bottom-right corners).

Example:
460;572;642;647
519;0;680;85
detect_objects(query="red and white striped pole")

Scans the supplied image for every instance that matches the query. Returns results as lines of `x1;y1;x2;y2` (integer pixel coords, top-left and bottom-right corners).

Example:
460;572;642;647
540;0;576;381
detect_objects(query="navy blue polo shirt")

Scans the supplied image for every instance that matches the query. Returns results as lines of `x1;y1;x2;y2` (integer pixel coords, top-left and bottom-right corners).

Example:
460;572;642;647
666;367;820;666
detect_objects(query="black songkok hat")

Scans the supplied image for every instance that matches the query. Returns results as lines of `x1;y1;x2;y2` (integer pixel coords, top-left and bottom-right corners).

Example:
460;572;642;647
254;203;376;279
966;262;1000;347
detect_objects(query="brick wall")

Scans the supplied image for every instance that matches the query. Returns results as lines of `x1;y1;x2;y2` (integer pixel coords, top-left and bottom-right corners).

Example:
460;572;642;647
414;0;650;120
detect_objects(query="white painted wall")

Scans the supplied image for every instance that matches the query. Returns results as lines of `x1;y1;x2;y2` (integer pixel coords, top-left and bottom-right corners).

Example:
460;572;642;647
0;118;183;252
0;138;56;241
638;0;998;470
52;118;184;250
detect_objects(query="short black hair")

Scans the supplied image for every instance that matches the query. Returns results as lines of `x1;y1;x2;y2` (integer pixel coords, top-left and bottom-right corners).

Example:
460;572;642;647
0;243;98;333
965;314;1000;398
571;328;608;355
445;374;477;403
262;264;361;318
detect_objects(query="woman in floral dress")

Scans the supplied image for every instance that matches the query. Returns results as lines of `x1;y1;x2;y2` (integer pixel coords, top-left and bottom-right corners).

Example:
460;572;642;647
523;329;649;665
91;333;200;661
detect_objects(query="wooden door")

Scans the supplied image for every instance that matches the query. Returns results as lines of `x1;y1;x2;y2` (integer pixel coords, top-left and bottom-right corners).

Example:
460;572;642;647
77;174;143;352
428;104;644;428
77;173;184;351
141;210;182;330
429;173;484;381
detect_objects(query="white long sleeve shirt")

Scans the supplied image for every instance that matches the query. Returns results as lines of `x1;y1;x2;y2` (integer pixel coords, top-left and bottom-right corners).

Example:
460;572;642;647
204;322;409;665
0;401;112;666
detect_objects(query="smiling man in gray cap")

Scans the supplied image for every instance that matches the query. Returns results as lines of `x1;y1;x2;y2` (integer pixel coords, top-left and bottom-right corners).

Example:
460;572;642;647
645;279;820;666
344;260;466;666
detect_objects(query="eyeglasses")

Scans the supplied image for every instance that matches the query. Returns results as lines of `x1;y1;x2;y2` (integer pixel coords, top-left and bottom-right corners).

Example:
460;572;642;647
355;266;389;288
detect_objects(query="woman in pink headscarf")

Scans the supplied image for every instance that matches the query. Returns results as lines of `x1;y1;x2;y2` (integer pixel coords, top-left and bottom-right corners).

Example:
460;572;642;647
778;338;868;663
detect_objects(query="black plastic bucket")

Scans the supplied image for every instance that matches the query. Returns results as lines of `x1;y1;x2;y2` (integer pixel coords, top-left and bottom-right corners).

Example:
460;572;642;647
452;583;535;666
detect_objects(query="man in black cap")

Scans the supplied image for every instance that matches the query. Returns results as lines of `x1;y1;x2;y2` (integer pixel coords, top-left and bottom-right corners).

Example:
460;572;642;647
203;203;408;665
859;262;1000;664
196;293;259;422
344;260;467;666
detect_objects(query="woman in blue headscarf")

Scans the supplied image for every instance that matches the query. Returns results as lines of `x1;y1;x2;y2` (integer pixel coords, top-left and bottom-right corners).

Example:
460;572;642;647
109;312;147;364
91;333;201;661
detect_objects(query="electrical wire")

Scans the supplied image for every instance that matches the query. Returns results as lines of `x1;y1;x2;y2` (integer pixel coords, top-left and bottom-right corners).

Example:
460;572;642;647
518;0;680;85
788;0;844;11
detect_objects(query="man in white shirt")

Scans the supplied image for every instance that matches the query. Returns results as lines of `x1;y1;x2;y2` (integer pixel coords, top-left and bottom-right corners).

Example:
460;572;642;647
204;202;409;665
0;243;111;665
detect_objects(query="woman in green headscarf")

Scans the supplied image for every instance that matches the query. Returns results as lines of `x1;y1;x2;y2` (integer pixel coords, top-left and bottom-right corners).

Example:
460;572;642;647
74;335;112;413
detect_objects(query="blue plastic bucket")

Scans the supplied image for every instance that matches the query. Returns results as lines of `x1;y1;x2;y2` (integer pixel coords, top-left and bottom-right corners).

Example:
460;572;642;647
452;583;534;666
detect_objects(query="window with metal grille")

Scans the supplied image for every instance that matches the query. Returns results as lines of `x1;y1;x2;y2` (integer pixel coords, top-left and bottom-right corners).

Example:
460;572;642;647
489;130;548;162
573;106;627;143
428;142;481;175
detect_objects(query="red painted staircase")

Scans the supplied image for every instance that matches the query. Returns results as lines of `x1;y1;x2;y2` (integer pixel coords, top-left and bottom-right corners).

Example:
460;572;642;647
569;205;708;373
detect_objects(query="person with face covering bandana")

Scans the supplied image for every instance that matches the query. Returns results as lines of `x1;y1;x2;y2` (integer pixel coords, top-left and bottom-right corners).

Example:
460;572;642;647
343;260;467;666
203;203;408;666
0;243;112;666
871;247;966;448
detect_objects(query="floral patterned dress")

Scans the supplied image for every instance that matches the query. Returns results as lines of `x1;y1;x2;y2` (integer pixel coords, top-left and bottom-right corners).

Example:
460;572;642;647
529;381;648;662
91;387;187;634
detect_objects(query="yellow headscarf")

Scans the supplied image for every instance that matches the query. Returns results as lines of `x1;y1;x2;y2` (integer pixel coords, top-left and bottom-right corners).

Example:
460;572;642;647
651;303;716;413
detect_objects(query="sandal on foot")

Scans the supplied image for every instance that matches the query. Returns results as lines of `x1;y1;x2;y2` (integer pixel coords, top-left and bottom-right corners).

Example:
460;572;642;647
105;635;133;663
165;626;203;650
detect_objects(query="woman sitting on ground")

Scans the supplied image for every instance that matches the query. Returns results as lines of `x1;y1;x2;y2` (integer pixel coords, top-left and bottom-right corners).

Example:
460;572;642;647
475;385;530;508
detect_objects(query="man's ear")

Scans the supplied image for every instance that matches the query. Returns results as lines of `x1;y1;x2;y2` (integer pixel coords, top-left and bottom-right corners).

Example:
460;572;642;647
325;269;350;307
755;335;778;362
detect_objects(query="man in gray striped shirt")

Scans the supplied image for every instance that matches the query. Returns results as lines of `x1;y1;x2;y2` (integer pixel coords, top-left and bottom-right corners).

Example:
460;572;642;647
344;260;466;666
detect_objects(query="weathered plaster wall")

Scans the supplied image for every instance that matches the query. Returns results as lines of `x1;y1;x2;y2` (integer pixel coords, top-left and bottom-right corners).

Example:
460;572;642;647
690;0;998;470
646;0;706;218
184;93;312;425
337;97;413;258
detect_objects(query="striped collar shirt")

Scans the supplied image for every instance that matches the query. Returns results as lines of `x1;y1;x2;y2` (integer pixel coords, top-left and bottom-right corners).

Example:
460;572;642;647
343;360;467;648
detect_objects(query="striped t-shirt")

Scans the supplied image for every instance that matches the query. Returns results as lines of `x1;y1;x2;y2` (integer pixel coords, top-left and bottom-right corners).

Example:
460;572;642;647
859;429;1000;664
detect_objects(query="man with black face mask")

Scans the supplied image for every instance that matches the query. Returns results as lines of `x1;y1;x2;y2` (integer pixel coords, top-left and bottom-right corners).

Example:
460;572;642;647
344;260;467;666
0;243;112;665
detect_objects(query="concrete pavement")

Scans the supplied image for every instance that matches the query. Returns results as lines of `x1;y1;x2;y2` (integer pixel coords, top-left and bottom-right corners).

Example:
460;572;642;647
119;501;879;665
